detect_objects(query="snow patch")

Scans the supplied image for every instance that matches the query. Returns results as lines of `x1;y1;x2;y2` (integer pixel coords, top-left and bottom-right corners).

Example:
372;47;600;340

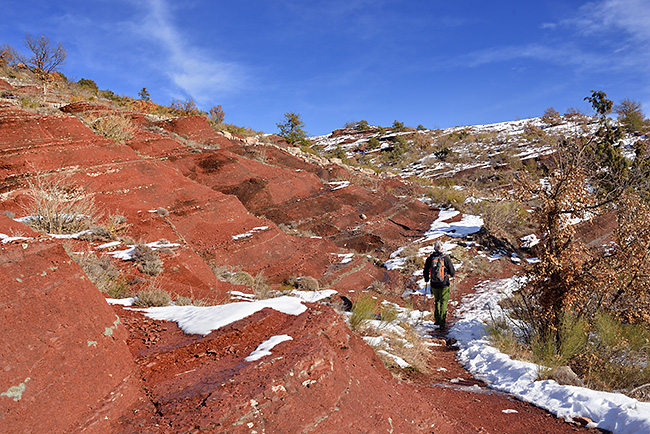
140;296;307;335
245;335;293;362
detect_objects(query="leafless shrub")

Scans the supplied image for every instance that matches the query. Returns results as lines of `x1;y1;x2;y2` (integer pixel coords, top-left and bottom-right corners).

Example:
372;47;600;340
72;252;128;298
132;244;163;276
132;284;172;307
286;275;320;291
24;172;98;234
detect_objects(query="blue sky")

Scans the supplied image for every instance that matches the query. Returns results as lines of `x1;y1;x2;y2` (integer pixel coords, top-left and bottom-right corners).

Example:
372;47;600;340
2;0;649;136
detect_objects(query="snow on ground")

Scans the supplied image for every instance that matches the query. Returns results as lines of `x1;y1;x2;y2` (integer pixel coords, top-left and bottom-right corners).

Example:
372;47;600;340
384;207;480;272
449;278;650;433
290;289;338;303
232;226;269;240
327;180;351;190
106;240;181;260
336;253;355;264
135;296;307;336
422;209;483;241
520;234;540;249
0;233;31;243
245;335;293;362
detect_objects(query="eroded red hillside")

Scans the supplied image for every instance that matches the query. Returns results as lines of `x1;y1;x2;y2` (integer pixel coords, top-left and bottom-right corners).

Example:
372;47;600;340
0;90;598;434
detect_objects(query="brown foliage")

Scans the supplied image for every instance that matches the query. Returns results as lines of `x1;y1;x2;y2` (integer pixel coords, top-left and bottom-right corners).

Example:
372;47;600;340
170;98;201;116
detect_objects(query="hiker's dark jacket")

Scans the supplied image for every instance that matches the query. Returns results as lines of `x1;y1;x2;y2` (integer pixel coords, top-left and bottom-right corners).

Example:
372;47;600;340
423;252;456;289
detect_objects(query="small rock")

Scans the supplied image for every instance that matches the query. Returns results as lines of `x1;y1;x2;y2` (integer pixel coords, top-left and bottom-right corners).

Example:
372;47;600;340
572;416;593;426
552;365;584;387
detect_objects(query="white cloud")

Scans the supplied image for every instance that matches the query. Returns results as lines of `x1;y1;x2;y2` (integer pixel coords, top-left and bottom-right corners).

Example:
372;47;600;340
573;0;650;42
141;0;245;104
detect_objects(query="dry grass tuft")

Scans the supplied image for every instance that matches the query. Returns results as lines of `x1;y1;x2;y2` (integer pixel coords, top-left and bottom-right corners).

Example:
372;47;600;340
24;172;98;234
132;244;163;276
72;252;129;298
132;284;172;307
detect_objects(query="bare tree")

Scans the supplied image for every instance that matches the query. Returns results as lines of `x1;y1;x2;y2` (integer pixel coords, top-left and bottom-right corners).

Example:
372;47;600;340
0;44;17;67
17;33;66;90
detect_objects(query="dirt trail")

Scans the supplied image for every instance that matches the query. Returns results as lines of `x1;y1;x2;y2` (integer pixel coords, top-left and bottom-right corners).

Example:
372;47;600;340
400;278;608;434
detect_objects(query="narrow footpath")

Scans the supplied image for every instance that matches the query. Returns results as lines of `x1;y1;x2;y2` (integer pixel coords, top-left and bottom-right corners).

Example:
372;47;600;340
401;276;609;434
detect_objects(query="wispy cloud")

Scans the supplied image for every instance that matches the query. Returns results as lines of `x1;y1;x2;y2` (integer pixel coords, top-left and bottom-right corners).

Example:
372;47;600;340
571;0;650;42
139;0;245;104
445;43;609;72
441;0;650;79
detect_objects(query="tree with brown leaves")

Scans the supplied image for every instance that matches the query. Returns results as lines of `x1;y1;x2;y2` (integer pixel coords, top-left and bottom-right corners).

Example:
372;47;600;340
517;91;650;342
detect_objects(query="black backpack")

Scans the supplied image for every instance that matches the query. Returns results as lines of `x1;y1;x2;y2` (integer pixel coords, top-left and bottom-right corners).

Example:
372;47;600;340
429;256;446;285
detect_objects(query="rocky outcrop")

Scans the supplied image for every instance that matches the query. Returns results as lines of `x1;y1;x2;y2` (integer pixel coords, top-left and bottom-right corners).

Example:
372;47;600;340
0;219;144;434
0;98;444;432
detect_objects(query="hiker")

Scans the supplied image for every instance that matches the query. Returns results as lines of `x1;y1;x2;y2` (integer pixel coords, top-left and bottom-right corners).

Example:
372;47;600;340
423;240;455;330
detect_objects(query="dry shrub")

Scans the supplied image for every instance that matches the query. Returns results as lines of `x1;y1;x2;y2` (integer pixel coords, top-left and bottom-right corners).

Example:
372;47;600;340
132;244;163;276
425;186;468;209
253;272;273;299
89;113;135;143
213;266;255;286
175;296;211;306
369;280;387;294
24;172;98;234
541;107;563;126
384;323;431;374
286;275;320;291
133;284;172;307
73;252;128;298
400;244;425;275
469;199;532;246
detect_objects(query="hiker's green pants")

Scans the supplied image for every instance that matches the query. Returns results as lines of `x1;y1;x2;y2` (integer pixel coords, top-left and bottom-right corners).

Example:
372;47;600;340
432;285;450;327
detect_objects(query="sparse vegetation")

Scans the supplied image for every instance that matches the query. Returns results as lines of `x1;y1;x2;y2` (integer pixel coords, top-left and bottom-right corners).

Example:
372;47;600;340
24;171;98;234
82;112;136;143
73;252;129;298
349;294;378;331
132;285;172;307
541;107;562;126
252;272;273;299
131;244;163;276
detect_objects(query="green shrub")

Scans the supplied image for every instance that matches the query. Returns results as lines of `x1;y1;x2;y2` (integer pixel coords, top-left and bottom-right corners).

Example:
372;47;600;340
77;78;98;92
366;136;381;150
578;313;650;393
532;312;588;379
349;294;378;331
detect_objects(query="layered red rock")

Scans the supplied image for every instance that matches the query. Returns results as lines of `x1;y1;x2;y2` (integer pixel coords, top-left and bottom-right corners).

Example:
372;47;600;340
114;302;457;434
0;225;144;434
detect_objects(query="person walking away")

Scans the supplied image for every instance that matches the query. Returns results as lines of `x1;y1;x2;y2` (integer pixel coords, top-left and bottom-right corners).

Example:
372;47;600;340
423;240;455;330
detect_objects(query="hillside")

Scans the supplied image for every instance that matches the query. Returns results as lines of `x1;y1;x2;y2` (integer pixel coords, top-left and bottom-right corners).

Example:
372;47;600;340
1;70;648;433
